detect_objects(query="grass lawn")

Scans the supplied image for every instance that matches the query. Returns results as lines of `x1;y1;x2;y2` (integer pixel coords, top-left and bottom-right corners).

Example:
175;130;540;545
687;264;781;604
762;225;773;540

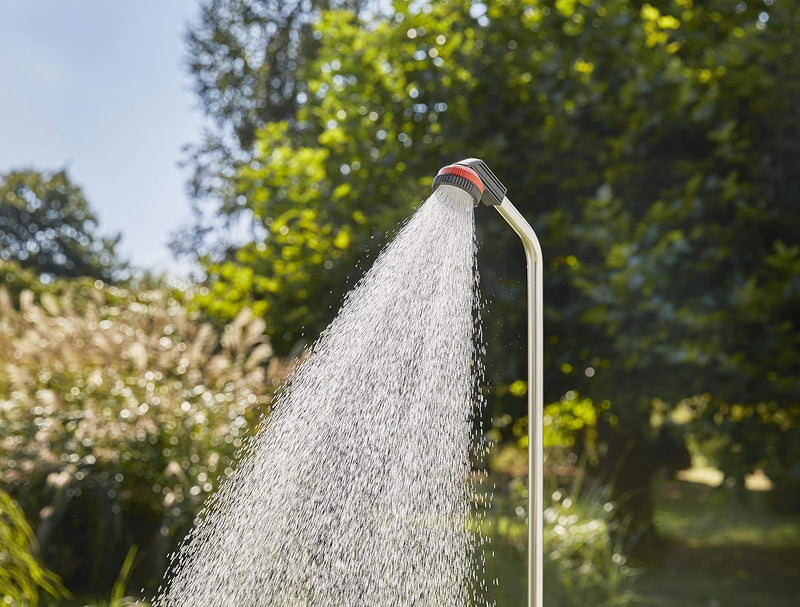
638;475;800;606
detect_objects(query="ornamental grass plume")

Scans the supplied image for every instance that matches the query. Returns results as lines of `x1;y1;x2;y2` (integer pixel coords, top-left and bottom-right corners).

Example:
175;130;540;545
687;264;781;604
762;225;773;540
0;284;283;593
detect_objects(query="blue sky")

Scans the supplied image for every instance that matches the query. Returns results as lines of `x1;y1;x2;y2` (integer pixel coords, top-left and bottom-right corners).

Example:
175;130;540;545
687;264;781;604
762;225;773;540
0;1;204;272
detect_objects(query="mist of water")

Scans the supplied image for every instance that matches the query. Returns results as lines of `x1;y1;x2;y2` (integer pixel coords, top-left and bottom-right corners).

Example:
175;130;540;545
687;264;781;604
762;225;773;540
153;184;488;606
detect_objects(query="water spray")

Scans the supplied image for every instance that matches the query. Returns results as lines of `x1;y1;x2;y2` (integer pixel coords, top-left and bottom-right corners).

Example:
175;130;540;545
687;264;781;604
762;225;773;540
433;159;544;607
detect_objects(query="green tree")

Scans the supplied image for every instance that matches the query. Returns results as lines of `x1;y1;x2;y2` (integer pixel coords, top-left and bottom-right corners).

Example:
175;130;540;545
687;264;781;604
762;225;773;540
190;2;479;351
0;169;125;282
564;0;800;518
181;0;800;535
174;0;375;260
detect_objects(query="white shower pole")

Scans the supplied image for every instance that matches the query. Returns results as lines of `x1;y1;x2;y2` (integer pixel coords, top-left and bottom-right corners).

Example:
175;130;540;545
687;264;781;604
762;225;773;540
494;198;543;607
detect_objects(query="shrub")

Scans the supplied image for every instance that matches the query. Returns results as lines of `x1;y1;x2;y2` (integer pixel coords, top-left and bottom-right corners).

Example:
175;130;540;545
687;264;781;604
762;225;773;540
0;285;283;595
477;465;640;607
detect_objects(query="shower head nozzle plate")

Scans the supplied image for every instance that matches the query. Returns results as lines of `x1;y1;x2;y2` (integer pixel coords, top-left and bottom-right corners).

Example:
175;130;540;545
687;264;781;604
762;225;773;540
431;164;484;205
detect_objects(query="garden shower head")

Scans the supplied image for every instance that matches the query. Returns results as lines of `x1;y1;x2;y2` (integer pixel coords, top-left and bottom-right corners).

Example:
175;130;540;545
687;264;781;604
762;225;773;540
433;157;543;607
431;159;508;206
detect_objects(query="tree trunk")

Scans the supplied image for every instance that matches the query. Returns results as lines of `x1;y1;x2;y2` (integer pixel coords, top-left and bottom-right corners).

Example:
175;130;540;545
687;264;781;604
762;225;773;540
595;420;661;557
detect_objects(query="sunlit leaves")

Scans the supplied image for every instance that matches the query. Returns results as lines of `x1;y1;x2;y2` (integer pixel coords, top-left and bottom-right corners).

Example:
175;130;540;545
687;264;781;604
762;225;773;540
186;0;800;501
194;1;483;353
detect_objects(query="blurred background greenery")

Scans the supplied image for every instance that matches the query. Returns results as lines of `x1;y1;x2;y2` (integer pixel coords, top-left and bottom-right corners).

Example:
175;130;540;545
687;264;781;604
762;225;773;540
1;0;798;605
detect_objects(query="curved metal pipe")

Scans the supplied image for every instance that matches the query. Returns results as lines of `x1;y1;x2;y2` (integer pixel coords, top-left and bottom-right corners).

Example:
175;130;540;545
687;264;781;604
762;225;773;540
494;197;543;607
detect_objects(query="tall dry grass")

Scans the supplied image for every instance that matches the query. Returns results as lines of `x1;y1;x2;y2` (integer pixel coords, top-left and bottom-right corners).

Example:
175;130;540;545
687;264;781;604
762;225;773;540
0;283;285;594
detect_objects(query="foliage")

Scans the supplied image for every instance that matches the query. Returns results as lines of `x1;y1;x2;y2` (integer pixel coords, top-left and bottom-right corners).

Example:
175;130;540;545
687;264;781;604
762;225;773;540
0;170;126;283
103;545;139;607
542;392;603;454
175;0;376;260
0;284;283;594
687;394;800;511
176;0;800;527
0;260;133;315
478;470;639;606
565;0;800;504
0;489;70;606
0;259;52;302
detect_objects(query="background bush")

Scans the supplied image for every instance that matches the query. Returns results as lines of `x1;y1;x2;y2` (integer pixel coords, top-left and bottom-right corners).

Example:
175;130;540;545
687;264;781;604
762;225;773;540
478;464;639;607
0;283;284;594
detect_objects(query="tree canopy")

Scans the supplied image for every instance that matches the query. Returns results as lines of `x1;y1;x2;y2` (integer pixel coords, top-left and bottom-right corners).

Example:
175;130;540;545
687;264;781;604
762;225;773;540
177;0;800;519
174;0;376;260
0;169;125;283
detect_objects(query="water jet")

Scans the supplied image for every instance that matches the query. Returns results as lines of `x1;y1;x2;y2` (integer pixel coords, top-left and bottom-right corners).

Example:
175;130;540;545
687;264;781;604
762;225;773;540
153;158;542;607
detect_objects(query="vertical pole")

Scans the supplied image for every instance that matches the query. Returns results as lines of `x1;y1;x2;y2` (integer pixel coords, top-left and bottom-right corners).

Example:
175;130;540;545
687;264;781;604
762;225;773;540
494;199;543;607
